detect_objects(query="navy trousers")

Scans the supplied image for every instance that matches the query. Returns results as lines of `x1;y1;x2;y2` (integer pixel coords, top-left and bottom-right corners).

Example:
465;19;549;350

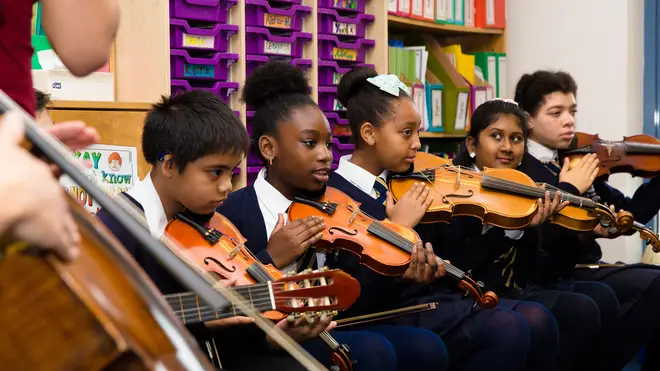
303;326;449;371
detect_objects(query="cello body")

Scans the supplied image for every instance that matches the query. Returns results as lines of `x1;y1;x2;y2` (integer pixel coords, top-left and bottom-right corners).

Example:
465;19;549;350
0;197;213;370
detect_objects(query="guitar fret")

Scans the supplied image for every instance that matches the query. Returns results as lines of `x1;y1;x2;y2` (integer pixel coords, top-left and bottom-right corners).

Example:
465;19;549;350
178;293;186;324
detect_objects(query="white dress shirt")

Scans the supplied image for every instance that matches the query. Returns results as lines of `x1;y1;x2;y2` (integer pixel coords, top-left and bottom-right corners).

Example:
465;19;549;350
127;171;169;238
526;139;558;163
334;155;389;197
253;168;326;270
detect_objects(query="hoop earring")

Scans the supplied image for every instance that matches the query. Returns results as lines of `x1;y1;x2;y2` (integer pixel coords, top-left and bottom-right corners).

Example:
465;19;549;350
469;152;476;158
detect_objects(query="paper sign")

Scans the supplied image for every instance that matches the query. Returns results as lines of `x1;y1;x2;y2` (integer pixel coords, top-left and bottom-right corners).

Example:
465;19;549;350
60;144;139;215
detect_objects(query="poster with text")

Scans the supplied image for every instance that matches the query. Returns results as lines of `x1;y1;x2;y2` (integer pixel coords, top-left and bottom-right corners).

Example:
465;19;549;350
60;144;139;215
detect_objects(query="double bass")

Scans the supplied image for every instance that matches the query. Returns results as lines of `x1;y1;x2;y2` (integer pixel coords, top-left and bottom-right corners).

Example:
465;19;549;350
0;91;326;371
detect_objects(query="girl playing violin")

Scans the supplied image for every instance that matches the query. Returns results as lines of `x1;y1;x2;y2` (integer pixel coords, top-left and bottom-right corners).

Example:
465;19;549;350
97;90;334;371
217;60;449;371
451;98;616;371
327;67;555;371
513;70;660;371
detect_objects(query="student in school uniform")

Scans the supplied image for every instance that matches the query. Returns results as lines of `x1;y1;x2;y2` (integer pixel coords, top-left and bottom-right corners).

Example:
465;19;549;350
96;90;332;371
218;60;449;371
450;98;616;371
325;67;557;371
513;70;660;371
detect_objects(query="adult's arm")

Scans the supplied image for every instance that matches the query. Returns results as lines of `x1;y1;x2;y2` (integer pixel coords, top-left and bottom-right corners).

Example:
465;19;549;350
40;0;120;76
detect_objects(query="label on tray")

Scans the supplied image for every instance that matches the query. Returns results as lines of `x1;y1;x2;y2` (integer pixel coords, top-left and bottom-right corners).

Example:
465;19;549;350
332;72;345;85
182;33;215;49
264;13;292;29
332;21;356;36
332;47;357;61
334;0;358;10
333;99;346;111
183;64;215;78
264;41;292;56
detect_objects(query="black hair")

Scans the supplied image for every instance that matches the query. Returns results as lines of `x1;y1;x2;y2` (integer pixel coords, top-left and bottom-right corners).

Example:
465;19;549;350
337;67;410;148
142;90;248;172
241;60;317;162
453;99;528;167
514;70;577;117
35;89;51;112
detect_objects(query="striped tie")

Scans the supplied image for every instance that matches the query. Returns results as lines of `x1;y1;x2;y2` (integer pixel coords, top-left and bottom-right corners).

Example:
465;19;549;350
543;160;562;176
373;177;388;205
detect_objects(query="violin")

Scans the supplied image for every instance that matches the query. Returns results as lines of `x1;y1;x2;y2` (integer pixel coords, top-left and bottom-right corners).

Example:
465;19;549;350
164;212;357;371
288;187;499;309
560;132;660;180
388;152;660;251
388;152;619;232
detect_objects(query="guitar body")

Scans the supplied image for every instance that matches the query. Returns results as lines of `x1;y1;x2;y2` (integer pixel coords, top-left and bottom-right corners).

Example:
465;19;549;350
0;198;213;370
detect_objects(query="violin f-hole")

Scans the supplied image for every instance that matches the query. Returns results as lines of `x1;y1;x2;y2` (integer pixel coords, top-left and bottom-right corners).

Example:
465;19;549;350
328;227;359;237
204;256;236;273
442;190;475;204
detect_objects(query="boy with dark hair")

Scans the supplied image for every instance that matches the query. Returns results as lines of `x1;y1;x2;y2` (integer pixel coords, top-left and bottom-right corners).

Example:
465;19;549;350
513;69;660;371
96;90;326;371
34;89;53;127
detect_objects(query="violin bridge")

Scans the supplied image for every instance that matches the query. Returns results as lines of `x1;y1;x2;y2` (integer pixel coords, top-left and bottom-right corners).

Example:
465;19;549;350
227;243;244;260
348;206;359;224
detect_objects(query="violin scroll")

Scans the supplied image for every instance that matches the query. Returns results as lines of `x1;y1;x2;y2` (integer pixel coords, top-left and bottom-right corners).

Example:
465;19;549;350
456;274;499;309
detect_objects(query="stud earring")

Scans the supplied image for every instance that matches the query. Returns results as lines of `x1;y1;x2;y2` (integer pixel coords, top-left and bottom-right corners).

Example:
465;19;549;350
469;152;476;158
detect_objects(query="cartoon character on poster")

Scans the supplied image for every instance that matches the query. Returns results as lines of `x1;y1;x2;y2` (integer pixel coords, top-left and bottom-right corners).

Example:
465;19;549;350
60;144;139;215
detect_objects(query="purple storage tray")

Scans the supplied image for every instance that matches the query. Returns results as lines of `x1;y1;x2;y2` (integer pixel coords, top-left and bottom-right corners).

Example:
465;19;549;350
246;166;263;186
318;60;373;86
332;138;355;160
318;8;374;38
246;0;312;32
171;79;238;104
318;86;346;112
319;0;366;13
325;112;351;137
246;54;312;77
170;19;238;52
318;35;374;63
170;0;237;23
170;49;239;81
246;27;312;58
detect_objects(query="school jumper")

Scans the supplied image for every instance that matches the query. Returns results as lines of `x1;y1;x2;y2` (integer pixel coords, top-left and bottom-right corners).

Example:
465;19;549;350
217;168;448;371
97;174;310;371
327;155;536;371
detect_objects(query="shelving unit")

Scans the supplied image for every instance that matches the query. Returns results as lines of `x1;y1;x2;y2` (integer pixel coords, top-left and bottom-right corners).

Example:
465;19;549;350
45;1;504;186
386;6;507;154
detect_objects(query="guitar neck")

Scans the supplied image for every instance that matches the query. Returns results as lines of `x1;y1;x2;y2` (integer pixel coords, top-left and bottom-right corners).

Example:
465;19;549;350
164;283;275;325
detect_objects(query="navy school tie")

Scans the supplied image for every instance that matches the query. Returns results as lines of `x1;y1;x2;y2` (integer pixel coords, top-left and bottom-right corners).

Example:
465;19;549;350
373;177;389;205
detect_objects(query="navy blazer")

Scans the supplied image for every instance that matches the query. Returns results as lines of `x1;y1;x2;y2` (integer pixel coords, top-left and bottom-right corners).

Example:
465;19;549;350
219;182;416;318
96;194;270;355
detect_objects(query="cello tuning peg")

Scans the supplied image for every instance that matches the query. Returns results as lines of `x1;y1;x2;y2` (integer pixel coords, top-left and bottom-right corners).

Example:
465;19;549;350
320;266;329;271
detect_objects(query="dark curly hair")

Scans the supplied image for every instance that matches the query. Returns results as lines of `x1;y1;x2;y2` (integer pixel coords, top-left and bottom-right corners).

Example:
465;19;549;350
241;60;317;162
514;70;577;117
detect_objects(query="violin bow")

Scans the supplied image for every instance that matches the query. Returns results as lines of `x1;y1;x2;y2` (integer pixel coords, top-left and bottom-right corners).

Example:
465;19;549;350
0;90;327;371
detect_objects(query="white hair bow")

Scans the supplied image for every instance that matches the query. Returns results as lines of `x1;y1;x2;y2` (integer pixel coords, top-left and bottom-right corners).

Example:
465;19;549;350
366;74;411;97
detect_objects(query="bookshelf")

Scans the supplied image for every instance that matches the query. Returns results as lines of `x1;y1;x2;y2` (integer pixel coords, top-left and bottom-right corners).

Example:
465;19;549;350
385;3;507;156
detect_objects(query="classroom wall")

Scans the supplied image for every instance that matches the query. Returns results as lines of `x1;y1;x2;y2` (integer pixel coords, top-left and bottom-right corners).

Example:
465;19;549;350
506;0;645;263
